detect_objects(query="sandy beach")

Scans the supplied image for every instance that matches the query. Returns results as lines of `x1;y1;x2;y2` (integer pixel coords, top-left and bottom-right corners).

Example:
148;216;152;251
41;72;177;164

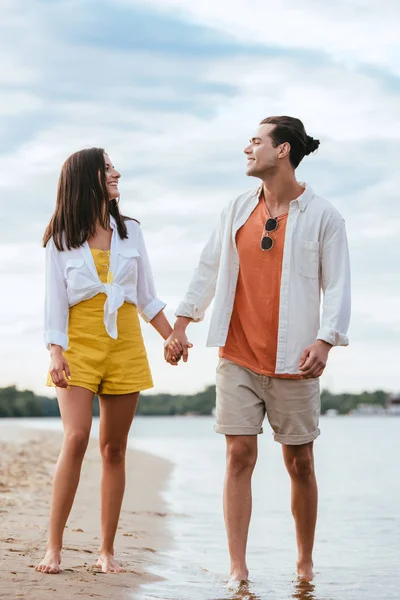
0;425;172;600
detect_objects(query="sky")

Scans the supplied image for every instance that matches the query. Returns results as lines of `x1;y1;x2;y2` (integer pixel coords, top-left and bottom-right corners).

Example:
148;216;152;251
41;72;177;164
1;0;400;396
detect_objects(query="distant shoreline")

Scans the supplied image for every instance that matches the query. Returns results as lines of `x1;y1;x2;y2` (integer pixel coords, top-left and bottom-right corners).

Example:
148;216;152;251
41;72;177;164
1;385;397;417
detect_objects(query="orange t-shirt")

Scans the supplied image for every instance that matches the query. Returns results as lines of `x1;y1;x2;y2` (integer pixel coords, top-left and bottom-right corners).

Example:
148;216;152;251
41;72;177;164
219;197;302;379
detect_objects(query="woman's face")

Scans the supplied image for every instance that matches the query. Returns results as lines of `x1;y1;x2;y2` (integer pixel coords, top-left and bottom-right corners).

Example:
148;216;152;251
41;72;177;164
103;153;121;200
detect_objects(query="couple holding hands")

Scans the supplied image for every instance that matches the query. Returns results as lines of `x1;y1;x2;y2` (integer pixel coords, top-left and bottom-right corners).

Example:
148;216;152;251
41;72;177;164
37;115;351;586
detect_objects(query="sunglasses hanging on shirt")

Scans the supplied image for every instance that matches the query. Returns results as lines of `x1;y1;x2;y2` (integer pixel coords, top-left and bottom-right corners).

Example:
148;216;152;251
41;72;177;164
260;217;278;251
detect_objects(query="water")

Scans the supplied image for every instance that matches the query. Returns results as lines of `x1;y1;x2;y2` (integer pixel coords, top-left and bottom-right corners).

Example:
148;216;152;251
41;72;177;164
8;416;400;599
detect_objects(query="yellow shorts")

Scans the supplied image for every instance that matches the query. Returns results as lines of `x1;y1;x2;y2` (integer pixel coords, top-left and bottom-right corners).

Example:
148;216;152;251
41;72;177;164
47;295;153;395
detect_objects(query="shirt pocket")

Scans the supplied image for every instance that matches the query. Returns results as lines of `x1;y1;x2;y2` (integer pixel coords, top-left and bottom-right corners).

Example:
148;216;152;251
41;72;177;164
298;241;320;279
117;247;140;283
64;258;85;289
64;258;85;277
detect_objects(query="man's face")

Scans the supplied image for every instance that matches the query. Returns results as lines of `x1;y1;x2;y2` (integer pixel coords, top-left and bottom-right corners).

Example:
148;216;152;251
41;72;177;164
244;123;280;177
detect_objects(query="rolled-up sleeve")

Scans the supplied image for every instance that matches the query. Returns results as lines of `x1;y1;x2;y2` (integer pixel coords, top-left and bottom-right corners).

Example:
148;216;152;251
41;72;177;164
317;216;351;346
44;239;69;351
136;228;166;322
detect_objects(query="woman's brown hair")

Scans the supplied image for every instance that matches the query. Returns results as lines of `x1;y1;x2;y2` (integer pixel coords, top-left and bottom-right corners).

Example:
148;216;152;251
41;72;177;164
43;147;130;250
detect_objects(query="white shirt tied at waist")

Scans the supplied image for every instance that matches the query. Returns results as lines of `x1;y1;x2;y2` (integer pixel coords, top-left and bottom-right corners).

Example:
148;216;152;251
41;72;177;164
44;216;165;351
176;183;351;375
103;281;125;340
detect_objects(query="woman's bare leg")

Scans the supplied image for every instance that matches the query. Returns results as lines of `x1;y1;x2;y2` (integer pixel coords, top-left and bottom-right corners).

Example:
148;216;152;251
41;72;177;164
36;386;94;574
96;392;139;573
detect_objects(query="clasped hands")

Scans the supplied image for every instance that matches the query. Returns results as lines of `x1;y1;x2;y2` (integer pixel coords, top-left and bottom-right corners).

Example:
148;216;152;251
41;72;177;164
163;330;331;374
164;329;193;366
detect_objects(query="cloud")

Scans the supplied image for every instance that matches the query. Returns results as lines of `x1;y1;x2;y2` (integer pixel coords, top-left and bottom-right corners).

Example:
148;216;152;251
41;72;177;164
122;0;400;75
0;0;399;395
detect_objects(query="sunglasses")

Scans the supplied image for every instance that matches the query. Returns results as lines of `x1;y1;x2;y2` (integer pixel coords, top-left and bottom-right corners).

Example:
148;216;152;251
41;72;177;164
261;217;278;251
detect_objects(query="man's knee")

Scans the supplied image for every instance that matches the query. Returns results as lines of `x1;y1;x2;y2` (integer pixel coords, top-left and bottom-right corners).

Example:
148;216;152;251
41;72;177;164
285;448;315;481
226;436;258;475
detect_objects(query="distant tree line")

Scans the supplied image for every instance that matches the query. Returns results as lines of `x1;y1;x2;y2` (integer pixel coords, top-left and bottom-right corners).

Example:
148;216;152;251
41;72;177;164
0;385;391;419
320;389;388;414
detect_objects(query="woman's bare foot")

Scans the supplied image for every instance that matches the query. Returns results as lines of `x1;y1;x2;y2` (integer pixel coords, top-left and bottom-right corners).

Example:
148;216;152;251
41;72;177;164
296;559;315;581
35;548;61;574
96;551;125;573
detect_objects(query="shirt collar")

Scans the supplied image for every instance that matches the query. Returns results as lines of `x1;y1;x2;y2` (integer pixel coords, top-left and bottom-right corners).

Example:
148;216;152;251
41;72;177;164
256;182;314;211
110;214;117;229
295;182;314;211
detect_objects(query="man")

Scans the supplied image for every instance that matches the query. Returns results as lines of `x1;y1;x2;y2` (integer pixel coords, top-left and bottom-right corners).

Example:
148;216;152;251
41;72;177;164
165;116;351;583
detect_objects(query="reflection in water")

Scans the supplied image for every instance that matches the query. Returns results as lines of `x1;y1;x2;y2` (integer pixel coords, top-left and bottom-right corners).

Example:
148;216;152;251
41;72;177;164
210;579;317;600
210;580;261;600
292;579;317;600
228;581;261;600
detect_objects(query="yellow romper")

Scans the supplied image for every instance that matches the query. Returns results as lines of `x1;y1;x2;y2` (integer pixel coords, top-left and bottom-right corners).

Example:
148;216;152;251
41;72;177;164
47;249;154;395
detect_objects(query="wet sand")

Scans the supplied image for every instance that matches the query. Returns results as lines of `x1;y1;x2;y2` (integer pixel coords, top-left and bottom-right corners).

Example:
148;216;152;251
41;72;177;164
0;425;172;600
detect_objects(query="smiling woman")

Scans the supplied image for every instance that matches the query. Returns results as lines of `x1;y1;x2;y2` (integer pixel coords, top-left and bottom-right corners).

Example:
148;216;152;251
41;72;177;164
37;147;181;576
43;148;128;251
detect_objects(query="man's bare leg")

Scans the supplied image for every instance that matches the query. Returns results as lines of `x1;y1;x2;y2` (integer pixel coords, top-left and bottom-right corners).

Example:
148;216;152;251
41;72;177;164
36;387;93;574
282;441;317;581
224;435;258;583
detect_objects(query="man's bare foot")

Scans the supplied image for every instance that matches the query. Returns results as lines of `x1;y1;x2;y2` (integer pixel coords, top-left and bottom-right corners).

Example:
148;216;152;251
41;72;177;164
35;548;61;574
96;552;125;573
296;560;315;581
227;566;249;590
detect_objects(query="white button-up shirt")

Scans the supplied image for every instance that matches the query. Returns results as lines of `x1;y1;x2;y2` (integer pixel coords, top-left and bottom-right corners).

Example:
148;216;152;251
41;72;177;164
44;216;165;351
176;183;351;375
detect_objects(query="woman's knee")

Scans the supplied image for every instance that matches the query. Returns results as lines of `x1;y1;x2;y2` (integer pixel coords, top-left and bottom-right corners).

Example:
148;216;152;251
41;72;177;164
100;440;127;465
63;430;90;459
226;437;258;475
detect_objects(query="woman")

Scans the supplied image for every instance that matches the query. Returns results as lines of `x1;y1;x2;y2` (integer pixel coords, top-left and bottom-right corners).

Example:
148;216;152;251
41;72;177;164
36;148;181;574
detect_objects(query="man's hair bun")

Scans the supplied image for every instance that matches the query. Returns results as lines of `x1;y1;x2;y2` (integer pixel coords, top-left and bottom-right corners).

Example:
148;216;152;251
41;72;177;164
305;135;320;155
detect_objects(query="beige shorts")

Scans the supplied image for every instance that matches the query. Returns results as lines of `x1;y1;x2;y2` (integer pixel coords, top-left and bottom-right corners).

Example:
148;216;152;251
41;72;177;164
215;358;320;445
